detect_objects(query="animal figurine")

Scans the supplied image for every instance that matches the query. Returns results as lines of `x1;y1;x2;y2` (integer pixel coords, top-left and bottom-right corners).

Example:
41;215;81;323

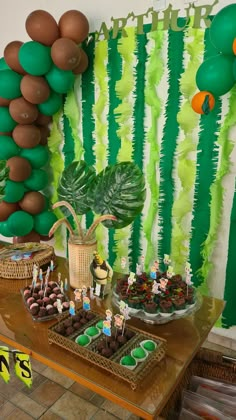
90;251;113;299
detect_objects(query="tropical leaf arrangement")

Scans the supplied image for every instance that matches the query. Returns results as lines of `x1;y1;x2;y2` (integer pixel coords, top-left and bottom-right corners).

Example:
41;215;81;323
0;161;9;202
50;160;146;241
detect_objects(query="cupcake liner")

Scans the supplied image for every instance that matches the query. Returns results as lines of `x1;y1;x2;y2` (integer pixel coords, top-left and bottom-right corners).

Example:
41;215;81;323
140;340;157;353
120;355;137;370
131;347;148;363
84;327;101;341
75;334;91;347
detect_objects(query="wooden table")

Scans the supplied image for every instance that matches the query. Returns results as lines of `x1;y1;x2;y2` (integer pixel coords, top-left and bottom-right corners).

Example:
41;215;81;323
0;256;224;419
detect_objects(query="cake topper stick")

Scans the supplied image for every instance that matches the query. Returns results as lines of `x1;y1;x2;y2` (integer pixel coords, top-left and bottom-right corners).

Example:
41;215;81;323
89;287;95;300
185;262;193;296
102;320;111;347
50;260;54;272
120;257;127;271
163;254;171;271
57;272;61;288
64;278;68;292
39;269;43;290
127;272;136;292
119;300;131;336
114;314;124;340
140;255;145;272
166;265;174;279
83;296;91;311
69;301;75;317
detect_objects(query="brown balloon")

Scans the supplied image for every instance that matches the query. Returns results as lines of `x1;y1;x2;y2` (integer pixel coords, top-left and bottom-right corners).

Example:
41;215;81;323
51;38;81;70
12;124;41;148
9;97;38;124
38;125;50;145
21;75;50;104
35;113;52;126
25;10;60;46
7;156;32;182
4;41;26;75
0;97;11;107
13;230;41;244
73;48;89;74
0;201;19;222
59;10;89;44
40;234;53;242
19;191;45;214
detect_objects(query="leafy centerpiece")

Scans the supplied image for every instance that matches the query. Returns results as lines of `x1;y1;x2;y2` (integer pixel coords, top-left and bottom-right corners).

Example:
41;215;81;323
50;160;146;290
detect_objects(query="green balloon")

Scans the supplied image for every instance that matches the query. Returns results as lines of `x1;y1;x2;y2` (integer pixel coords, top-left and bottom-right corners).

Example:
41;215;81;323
38;91;62;116
46;65;75;94
0;69;22;99
196;55;235;97
210;4;236;55
0;57;10;71
20;145;49;169
8;210;34;236
24;169;48;191
34;210;57;235
0;107;17;132
19;41;52;76
0;136;20;159
0;221;13;237
4;180;25;203
42;194;50;211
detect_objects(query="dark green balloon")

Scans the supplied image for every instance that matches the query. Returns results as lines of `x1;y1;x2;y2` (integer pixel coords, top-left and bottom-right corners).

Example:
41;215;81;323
46;65;75;94
34;210;57;235
0;136;20;159
38;91;62;116
4;180;25;203
0;57;10;71
0;69;22;99
19;41;52;76
24;169;48;191
0;107;17;132
0;221;13;237
196;54;235;97
210;4;236;55
20;145;49;169
8;210;34;236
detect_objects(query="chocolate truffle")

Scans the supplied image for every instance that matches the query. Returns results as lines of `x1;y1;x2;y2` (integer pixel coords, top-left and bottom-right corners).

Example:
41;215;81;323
38;307;47;317
65;326;74;336
101;348;113;358
46;304;54;315
29;302;39;315
73;322;81;330
117;335;127;346
109;341;119;352
80;318;87;325
63;318;72;328
27;297;35;306
62;302;70;310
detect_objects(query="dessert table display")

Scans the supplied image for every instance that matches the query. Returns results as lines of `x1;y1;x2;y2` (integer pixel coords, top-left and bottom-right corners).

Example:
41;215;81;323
0;254;225;419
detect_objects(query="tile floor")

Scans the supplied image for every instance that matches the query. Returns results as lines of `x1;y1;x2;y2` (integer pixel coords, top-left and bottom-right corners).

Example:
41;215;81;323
0;340;235;419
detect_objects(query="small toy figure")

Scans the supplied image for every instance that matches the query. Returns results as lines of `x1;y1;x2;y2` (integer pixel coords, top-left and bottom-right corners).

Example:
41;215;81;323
121;257;127;270
57;299;63;314
102;320;111;336
74;288;82;302
69;301;75;316
150;266;157;280
166;265;174;279
152;280;161;295
83;296;91;311
154;260;159;270
163;254;171;267
114;314;124;329
90;252;113;299
127;272;136;291
159;277;168;292
105;309;113;321
136;263;142;276
82;285;87;297
89;287;95;300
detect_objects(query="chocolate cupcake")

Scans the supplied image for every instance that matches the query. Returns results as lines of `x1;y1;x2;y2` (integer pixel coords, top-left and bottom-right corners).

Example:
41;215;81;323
144;301;158;315
159;299;173;315
172;296;186;311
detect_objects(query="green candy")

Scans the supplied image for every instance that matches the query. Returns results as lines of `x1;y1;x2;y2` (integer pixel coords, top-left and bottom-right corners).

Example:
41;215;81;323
96;320;104;330
75;335;90;347
143;341;156;352
132;347;146;359
121;355;136;366
85;327;99;337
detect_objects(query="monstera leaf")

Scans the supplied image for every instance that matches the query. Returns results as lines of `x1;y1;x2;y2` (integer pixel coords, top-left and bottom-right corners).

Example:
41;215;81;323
0;161;9;202
57;160;96;215
89;162;146;229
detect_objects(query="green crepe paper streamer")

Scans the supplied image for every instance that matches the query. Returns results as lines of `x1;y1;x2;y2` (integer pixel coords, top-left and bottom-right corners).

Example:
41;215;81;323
93;39;109;258
171;24;204;273
64;88;84;162
215;315;222;328
130;27;149;272
190;25;222;288
113;27;136;272
107;32;122;266
198;86;236;294
81;37;96;230
158;24;185;264
143;29;164;270
47;110;64;250
223;180;236;328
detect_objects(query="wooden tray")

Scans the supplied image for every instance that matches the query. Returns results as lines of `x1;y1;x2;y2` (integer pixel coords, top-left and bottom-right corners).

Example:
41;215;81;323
48;310;166;389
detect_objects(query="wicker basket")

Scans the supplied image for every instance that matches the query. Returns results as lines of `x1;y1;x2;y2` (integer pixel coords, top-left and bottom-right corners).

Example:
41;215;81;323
0;243;56;279
160;348;236;419
68;234;97;289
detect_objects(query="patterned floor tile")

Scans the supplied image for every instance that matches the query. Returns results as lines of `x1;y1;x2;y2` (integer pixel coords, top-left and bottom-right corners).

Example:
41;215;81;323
92;409;118;419
50;390;98;420
89;393;106;407
101;400;131;420
69;382;95;400
0;380;19;399
30;379;66;407
0;401;16;417
39;409;64;420
22;372;47;396
5;407;34;419
30;360;48;375
40;368;74;389
10;391;46;418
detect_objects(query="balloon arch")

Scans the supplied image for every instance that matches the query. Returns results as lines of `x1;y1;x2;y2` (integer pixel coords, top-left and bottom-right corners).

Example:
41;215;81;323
0;10;89;242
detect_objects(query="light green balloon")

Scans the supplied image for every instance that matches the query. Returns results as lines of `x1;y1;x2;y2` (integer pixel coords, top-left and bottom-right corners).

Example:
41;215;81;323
19;41;52;76
4;180;25;203
46;65;75;94
20;145;49;169
38;91;63;116
24;169;48;191
34;210;57;235
0;107;17;132
210;4;236;55
0;221;13;237
0;69;22;99
0;136;20;159
196;54;235;97
8;211;34;236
